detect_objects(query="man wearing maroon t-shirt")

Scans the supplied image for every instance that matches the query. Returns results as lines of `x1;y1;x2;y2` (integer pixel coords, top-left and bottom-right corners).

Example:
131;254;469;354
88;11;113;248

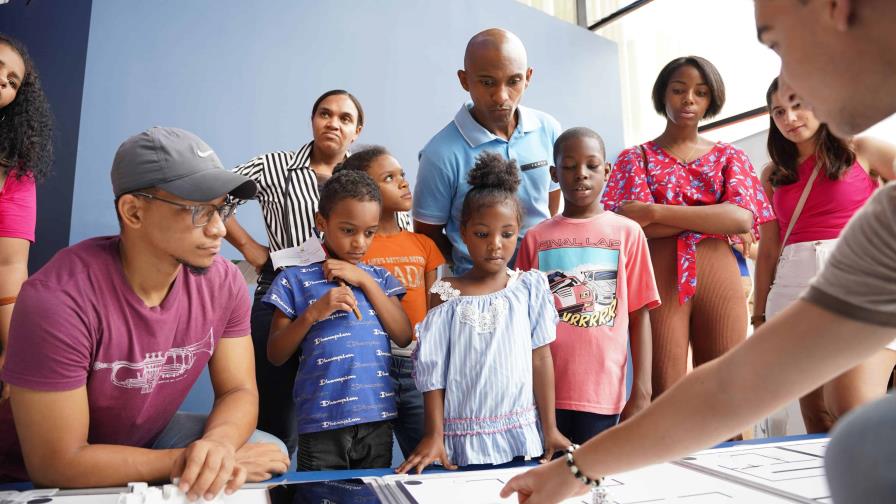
0;127;288;501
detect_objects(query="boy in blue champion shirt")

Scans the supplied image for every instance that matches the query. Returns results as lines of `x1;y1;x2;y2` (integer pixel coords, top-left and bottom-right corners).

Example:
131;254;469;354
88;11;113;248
264;170;413;471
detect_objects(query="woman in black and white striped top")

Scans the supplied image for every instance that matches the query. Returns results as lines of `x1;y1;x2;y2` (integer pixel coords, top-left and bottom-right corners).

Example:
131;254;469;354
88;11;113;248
224;89;366;458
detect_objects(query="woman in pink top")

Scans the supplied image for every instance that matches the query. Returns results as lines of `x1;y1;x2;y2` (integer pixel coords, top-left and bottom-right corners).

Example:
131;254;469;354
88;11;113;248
753;77;896;435
601;56;774;400
0;34;53;399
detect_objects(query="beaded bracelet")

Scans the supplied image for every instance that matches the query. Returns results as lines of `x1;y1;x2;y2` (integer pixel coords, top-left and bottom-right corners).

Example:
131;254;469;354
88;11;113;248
564;444;602;487
564;444;610;504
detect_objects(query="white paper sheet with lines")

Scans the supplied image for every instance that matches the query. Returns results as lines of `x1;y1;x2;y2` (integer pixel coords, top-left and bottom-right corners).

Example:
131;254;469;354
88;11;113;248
676;439;831;503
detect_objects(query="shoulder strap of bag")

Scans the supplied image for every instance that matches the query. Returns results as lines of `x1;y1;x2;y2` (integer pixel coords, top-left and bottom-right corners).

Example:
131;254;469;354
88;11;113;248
779;163;821;257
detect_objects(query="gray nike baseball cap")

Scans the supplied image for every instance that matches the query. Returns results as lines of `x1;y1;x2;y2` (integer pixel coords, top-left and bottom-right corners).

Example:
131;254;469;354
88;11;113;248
111;126;257;201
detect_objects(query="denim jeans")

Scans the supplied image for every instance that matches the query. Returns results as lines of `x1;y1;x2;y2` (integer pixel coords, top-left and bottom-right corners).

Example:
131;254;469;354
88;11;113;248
390;355;424;458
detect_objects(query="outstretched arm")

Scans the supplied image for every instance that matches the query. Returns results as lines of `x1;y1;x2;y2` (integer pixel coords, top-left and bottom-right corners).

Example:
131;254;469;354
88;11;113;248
501;301;895;503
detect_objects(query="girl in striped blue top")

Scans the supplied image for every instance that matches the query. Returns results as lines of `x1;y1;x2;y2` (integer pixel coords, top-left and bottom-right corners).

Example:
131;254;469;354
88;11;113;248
396;152;570;473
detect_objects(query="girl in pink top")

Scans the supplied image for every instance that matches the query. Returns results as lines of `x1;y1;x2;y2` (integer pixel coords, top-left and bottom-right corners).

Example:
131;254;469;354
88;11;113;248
0;33;53;399
753;77;896;435
601;56;773;401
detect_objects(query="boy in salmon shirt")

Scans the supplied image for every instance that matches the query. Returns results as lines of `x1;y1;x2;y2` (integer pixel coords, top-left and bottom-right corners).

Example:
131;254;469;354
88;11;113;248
517;128;660;444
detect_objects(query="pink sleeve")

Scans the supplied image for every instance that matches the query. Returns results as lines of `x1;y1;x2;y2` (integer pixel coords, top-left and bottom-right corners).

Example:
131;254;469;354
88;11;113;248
515;229;538;272
601;146;655;213
624;224;661;312
0;174;37;242
721;147;776;235
222;262;251;338
1;279;95;391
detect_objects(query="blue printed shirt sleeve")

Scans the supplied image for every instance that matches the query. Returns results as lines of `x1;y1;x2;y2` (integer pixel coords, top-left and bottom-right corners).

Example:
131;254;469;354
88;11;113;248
262;269;302;319
374;266;407;300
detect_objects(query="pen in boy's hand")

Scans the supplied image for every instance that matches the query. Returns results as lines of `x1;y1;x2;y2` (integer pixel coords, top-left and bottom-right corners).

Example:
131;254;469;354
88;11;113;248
336;279;363;320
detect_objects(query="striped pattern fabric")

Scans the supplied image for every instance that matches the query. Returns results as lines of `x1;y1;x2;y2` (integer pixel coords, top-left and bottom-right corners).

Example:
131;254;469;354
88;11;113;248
233;142;318;253
233;141;410;253
413;269;558;465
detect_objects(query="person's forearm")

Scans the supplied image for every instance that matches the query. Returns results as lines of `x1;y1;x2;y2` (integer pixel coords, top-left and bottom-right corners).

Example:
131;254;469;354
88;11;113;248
0;262;28;364
652;203;753;235
224;217;261;256
532;347;559;432
361;278;412;347
642;224;685;239
201;387;258;451
28;444;180;488
571;301;893;479
548;189;561;217
752;229;779;319
752;259;775;319
268;312;314;366
628;308;652;402
414;221;453;265
422;390;446;437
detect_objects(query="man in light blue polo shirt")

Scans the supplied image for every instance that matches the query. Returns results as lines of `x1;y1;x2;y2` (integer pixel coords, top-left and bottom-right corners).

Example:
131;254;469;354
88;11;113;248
413;28;561;275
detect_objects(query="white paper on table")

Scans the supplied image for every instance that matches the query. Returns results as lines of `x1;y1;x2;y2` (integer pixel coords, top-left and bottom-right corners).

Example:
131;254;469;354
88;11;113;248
383;462;796;504
676;439;830;503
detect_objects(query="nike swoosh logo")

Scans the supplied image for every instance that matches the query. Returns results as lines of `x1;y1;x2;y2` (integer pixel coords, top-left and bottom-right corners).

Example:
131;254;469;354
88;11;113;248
197;149;215;158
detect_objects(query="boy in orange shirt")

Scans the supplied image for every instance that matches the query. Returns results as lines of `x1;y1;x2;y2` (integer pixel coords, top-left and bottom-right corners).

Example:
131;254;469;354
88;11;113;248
339;146;445;458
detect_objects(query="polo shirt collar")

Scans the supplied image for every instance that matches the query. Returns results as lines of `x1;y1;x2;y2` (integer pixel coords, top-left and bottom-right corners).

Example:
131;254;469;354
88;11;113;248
453;102;540;148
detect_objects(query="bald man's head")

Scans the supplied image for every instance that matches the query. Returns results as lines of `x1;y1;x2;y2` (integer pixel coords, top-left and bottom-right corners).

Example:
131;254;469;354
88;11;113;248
458;28;533;139
463;28;528;70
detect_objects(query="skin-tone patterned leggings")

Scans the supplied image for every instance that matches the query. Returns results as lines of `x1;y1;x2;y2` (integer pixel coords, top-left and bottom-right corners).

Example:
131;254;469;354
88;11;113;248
647;237;748;399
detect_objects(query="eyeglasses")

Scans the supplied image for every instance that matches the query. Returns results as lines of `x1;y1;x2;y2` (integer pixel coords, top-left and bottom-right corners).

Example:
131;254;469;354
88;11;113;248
132;192;241;227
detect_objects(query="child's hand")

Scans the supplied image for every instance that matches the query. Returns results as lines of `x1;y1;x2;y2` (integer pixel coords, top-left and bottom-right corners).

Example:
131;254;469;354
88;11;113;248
617;200;655;226
395;435;457;474
323;259;369;287
620;394;651;423
309;285;358;321
540;429;573;463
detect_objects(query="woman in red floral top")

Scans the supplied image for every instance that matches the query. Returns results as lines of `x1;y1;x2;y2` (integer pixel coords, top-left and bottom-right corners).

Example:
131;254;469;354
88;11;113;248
601;56;774;399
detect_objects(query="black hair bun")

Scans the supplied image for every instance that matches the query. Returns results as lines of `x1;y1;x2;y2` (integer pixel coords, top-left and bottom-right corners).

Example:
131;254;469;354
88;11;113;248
466;151;520;194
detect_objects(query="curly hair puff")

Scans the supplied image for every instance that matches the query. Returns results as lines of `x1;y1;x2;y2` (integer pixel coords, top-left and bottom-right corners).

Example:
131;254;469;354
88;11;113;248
0;34;53;181
460;151;523;227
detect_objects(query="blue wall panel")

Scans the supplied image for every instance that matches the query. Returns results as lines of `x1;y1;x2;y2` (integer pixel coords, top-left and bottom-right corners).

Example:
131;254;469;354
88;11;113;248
0;0;92;271
72;0;623;255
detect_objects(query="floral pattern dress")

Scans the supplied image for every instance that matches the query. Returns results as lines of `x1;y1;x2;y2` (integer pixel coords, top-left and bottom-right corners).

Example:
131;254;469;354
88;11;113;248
601;141;774;304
